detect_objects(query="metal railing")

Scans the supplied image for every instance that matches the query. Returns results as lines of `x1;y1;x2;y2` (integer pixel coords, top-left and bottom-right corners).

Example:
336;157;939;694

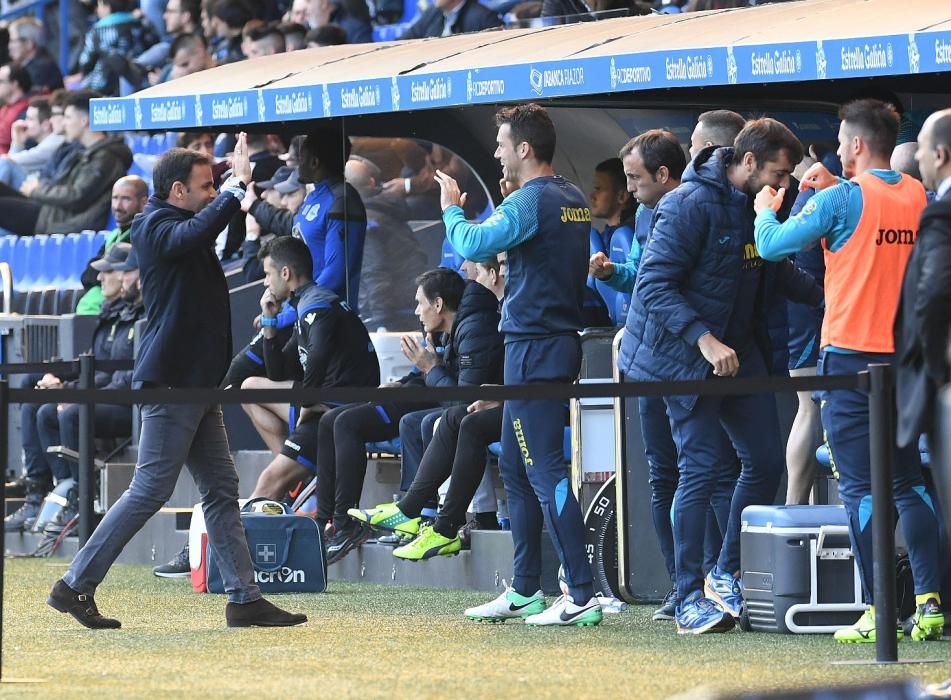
0;355;914;668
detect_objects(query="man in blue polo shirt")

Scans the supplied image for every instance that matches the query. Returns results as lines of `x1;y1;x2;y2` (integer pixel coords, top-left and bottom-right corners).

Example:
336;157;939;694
435;103;602;627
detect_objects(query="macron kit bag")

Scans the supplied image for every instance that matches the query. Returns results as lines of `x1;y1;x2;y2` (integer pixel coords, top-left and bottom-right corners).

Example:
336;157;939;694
190;498;327;594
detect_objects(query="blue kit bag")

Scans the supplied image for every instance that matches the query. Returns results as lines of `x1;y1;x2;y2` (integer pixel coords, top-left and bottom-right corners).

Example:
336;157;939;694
205;499;327;594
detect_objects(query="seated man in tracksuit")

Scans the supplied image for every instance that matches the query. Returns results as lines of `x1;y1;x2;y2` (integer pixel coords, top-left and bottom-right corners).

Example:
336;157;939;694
316;267;492;566
590;129;740;622
249;236;380;503
621;118;822;635
754;98;944;643
38;243;145;484
5;243;132;532
435;103;603;627
222;127;368;403
350;257;505;560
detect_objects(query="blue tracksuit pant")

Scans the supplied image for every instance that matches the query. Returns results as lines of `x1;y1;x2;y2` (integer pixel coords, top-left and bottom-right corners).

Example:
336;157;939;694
639;395;737;581
665;348;785;603
501;334;592;600
819;350;940;600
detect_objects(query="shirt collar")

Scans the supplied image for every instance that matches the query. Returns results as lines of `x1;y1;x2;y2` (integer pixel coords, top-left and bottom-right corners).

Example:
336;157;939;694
937;175;951;200
442;2;464;24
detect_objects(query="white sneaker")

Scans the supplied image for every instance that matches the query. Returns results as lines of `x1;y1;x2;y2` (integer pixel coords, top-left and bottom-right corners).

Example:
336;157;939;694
524;595;603;627
464;587;546;623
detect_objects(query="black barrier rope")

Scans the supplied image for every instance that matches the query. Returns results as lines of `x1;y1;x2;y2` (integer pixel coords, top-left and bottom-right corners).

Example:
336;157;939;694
7;371;865;406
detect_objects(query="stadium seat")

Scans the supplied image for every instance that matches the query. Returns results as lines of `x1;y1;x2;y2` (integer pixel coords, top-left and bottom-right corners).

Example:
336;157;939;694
590;227;606;256
441;238;464;271
367;437;401;455
23;234;47;289
11;236;31;287
487;427;572;462
488;442;502;458
0;236;15;265
372;21;412;42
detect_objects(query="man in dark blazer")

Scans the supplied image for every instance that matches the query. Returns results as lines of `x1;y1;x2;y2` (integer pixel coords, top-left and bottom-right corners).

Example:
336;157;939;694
896;109;951;448
401;0;501;40
47;134;307;631
895;108;951;513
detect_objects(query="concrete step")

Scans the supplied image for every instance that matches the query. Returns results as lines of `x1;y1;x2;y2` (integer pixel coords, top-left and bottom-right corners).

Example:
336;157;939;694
329;530;560;596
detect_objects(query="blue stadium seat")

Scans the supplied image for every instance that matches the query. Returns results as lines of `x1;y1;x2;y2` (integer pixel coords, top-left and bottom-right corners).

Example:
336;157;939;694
367;437;401;455
44;235;69;288
487;427;572;462
441;238;464;271
11;236;31;287
60;233;84;288
488;441;502;458
590;226;606;256
28;235;52;288
373;21;412;42
0;235;15;265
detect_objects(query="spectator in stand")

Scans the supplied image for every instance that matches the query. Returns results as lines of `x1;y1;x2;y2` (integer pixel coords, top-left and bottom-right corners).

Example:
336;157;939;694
4;244;131;533
279;23;308;51
346;155;426;330
76;176;150;315
0;97;64;189
0;89;133;236
38;243;145;487
305;24;349;47
71;0;159;96
286;0;311;24
163;33;215;82
0;64;32;156
307;0;373;44
244;25;287;59
134;0;203;78
400;0;502;39
29;90;82;188
7;17;64;93
208;0;255;63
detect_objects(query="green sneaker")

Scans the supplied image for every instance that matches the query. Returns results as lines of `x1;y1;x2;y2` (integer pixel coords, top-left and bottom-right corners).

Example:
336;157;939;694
464;587;546;623
834;608;904;644
393;525;462;561
347;503;420;537
909;597;944;641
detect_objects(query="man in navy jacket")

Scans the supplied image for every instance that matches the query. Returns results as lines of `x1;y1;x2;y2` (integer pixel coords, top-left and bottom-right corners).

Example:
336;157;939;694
400;0;501;40
48;135;307;630
621;119;821;635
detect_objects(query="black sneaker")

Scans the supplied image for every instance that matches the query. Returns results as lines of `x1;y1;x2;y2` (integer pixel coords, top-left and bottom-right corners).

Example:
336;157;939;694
153;544;190;578
325;522;372;565
458;513;500;550
652;586;678;621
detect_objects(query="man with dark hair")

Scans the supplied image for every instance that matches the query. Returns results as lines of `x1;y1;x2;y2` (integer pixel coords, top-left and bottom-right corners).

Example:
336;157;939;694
621;117;820;635
0;96;63;189
167;33;215;81
594;128;738;622
755;99;944;643
8;16;64;93
352;256;506;559
305;24;348;46
435;103;603;627
248;235;380;507
209;0;254;63
400;0;501;40
48;135;307;630
279;22;308;51
0;63;32;155
0;89;132;235
134;0;203;73
244;26;287;59
689;109;747;159
588;157;636;252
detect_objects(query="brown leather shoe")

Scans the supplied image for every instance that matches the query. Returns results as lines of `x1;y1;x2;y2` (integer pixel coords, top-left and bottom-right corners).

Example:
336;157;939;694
47;579;121;629
225;597;308;628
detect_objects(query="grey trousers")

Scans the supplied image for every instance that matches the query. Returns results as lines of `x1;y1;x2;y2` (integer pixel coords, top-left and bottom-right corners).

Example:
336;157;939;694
63;403;261;604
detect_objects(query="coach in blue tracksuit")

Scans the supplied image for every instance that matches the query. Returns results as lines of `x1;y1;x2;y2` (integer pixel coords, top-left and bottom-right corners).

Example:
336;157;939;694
619;119;822;635
435;104;602;627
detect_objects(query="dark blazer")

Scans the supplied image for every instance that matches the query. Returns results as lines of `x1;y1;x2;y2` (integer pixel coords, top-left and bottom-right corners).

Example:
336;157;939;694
895;189;951;447
132;192;242;388
401;0;502;40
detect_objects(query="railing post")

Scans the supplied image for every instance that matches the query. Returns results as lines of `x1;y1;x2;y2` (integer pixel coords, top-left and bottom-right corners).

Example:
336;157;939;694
78;353;95;545
0;378;8;681
867;363;898;663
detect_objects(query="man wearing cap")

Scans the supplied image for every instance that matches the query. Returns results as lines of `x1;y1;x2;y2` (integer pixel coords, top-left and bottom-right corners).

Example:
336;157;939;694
5;242;134;533
48;135;307;629
36;243;145;487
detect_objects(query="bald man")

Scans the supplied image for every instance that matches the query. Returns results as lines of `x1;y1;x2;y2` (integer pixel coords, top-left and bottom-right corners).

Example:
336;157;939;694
891;141;923;183
76;175;150;315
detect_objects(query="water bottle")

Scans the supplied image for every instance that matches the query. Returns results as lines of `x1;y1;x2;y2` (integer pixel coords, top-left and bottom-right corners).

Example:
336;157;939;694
497;497;510;530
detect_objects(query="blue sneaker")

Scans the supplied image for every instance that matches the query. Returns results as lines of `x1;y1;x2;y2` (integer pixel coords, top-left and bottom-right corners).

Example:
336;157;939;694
704;567;743;618
676;591;735;635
